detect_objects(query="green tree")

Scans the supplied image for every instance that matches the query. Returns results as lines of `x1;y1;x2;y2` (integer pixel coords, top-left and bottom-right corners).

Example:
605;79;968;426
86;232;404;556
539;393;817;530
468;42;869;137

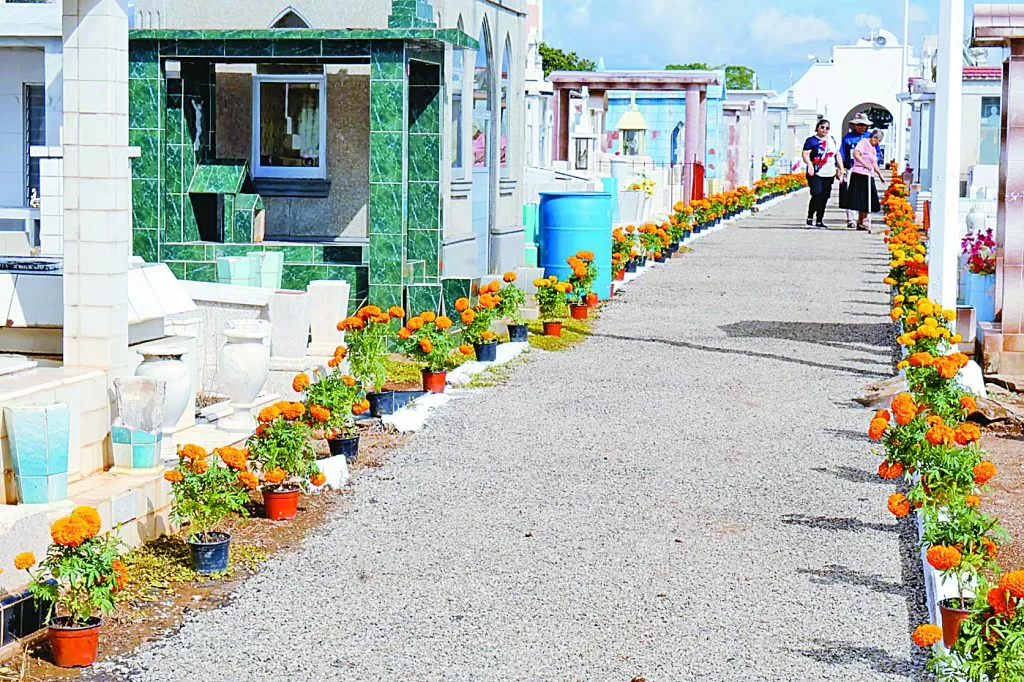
665;63;757;90
539;43;596;77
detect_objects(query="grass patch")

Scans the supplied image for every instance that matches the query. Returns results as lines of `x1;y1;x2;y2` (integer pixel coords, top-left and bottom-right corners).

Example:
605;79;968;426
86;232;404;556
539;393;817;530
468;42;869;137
527;318;593;351
464;353;529;388
384;357;424;384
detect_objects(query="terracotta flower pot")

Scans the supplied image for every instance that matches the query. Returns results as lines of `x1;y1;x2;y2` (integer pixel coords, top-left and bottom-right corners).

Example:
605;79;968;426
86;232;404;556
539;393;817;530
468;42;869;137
940;598;974;648
585;292;599;307
422;369;447;394
570;304;589;320
263;487;300;521
613;270;625;281
543;321;563;337
49;617;101;668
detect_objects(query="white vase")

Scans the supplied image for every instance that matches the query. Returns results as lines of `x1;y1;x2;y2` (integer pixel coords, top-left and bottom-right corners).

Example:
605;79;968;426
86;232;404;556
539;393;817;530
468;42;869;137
135;346;191;458
218;321;270;431
965;205;985;233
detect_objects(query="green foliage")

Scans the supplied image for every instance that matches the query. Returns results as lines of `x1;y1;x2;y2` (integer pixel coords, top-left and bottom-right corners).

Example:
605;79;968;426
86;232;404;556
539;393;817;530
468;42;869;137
385;357;425;383
28;533;124;627
539;43;595;77
496;280;527;325
246;414;316;488
665;63;756;90
346;315;393;393
534;277;572;322
527;318;591;351
399;314;461;372
460;296;501;345
166;456;250;540
301;369;363;437
566;253;597;305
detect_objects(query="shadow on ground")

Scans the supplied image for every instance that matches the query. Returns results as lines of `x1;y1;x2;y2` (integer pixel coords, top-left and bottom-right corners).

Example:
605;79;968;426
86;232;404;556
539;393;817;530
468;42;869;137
793;640;919;679
781;513;896;534
718;320;892;350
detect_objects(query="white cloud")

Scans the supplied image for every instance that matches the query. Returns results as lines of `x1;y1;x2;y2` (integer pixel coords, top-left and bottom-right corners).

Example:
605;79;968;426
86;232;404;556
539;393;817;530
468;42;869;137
854;13;883;29
749;9;836;50
909;4;929;23
566;0;591;26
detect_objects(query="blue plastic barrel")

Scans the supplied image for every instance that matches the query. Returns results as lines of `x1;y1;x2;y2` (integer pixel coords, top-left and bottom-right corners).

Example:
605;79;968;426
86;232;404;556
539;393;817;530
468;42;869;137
600;177;620;222
538;192;613;301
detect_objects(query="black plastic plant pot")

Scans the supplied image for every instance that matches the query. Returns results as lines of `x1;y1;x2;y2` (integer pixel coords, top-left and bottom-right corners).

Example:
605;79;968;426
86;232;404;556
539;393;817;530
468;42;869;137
625;262;637;273
507;324;529;343
187;531;230;574
327;435;360;462
367;390;395;417
474;341;498;362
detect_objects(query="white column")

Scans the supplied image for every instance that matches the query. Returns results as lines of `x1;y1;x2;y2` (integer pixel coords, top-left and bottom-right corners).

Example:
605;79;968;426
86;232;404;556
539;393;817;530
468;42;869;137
929;0;965;310
62;0;132;377
895;0;910;168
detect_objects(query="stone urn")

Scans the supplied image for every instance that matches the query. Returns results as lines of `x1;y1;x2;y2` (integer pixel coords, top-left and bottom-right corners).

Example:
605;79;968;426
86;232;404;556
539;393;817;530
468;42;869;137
135;346;191;456
218;320;270;431
3;403;70;504
965;205;986;233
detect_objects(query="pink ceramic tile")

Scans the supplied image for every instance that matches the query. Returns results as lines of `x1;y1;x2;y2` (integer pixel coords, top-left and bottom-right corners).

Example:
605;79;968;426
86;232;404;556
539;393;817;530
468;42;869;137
1003;333;1024;353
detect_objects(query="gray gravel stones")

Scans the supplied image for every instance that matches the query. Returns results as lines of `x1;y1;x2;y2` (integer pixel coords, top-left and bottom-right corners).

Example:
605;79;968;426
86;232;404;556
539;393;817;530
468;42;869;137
89;198;926;682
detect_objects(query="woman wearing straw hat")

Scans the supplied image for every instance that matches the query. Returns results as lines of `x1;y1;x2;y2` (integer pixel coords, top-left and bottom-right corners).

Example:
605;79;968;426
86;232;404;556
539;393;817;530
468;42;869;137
847;129;886;230
839;112;873;227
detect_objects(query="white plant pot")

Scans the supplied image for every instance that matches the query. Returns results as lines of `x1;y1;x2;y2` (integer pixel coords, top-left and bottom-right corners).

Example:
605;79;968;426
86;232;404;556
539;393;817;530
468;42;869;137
619;190;644;225
135;346;191;457
218;322;270;431
965;205;985;233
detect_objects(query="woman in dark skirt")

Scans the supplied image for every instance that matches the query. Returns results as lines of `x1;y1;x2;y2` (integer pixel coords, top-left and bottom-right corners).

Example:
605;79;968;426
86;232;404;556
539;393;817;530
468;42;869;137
847;129;886;229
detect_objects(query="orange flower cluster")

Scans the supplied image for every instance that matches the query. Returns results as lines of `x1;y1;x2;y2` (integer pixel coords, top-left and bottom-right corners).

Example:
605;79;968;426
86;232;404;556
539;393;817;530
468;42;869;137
877;461;904;480
309;405;331;422
164;469;184;483
887;493;910;517
337;304;405;331
310;471;327;487
973;461;997;485
986;571;1024;618
51;506;102;548
352;398;371;416
14;551;35;570
292;373;310;393
217;446;248;471
891;393;918;426
926;544;963;571
237;471;259;490
112;559;129;591
911;624;943;648
263;468;286;485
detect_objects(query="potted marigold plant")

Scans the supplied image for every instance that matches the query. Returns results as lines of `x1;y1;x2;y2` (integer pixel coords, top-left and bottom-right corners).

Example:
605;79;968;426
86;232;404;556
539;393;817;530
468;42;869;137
534;276;573;336
567;251;597;316
15;506;126;667
456;283;502;362
340;304;403;417
495;271;528;342
294;367;369;462
246;401;320;520
612;228;631;281
163;444;253;574
397;311;458;393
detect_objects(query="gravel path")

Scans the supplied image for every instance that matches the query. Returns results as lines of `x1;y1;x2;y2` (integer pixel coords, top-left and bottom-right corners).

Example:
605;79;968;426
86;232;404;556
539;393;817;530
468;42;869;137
93;196;926;681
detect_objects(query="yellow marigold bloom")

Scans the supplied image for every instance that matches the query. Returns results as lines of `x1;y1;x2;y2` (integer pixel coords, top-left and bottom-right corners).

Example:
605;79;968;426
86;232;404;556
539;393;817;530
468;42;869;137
14;552;35;570
943;309;956;321
894;295;905;303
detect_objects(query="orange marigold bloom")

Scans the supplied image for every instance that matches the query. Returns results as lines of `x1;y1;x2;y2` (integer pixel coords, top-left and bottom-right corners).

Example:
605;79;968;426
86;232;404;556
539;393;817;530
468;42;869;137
911;624;943;648
908;352;933;367
421;311;437;323
310;472;327;487
874;409;891;422
292;373;310;393
987;585;1016;617
419;337;434;354
398;327;412;340
868;417;888;441
408;316;424;331
310;405;331;422
237;471;259;490
257;405;281;423
926;425;954;447
435;316;453;330
926;545;962;571
281;402;306;420
887;493;911;517
191;458;209;475
974;461;998;485
352;402;367;415
334;345;348;360
72;506;102;539
964;495;981;508
327;358;340;368
954;423;981;446
164;469;184;483
981;537;998;557
388;306;406;319
1002;570;1024;599
461;309;476;325
263;468;286;485
180;444;208;461
891;393;918;426
454;297;471;312
960;395;977;413
481;330;496;341
218;447;248;471
933;356;959;379
459;344;473;355
952;352;970;368
487;280;502;293
503;272;517;283
342;375;356;387
14;551;35;570
358;305;383;319
51;515;91;548
878;461;904;480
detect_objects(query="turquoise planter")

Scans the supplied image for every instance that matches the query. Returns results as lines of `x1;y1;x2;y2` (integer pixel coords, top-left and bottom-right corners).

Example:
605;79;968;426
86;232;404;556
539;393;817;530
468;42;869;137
966;273;996;323
4;403;70;505
111;426;162;470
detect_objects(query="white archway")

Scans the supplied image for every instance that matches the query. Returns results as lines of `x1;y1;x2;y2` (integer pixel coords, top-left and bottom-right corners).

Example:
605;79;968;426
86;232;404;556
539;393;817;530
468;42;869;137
269;7;311;28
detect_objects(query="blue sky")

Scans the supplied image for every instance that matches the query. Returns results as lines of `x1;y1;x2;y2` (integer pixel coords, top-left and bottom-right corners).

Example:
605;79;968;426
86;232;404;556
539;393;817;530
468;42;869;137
544;1;993;91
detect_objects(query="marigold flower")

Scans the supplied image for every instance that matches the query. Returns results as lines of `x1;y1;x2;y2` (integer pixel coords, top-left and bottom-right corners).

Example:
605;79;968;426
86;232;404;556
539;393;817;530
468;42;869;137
342;375;356;387
327;358;340;368
455;297;471;312
436;316;453;330
980;537;998;557
310;405;331;422
71;506;102;539
878;461;904;480
887;492;910;517
164;469;184;483
263;468;286;485
481;330;496;341
310;471;327;487
281;402;305;420
292;373;310;393
926;425;954;447
954;423;981;446
51;515;91;548
180;444;208;461
218;447;248;471
868;418;888;441
388;306;405;320
964;495;981;508
974;461;997;485
14;552;35;570
237;471;259;490
933;357;959;379
459;344;473;355
908;352;933;367
911;624;943;648
408;316;424;331
926;545;962;571
874;409;891;422
352;402;367;415
398;327;412;340
191;458;209;475
891;393;918;426
421;311;437;323
461;309;476;325
987;585;1015;617
419;337;434;354
258;405;281;423
503;272;516;283
1002;570;1024;599
960;395;977;413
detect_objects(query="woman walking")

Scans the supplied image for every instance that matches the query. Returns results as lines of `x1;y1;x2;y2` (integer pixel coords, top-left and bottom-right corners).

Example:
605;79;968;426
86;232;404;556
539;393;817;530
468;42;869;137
801;119;842;229
848;129;886;230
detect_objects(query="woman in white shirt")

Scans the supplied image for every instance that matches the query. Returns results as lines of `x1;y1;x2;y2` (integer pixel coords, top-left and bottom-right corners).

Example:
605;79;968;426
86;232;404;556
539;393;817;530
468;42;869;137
801;119;844;230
